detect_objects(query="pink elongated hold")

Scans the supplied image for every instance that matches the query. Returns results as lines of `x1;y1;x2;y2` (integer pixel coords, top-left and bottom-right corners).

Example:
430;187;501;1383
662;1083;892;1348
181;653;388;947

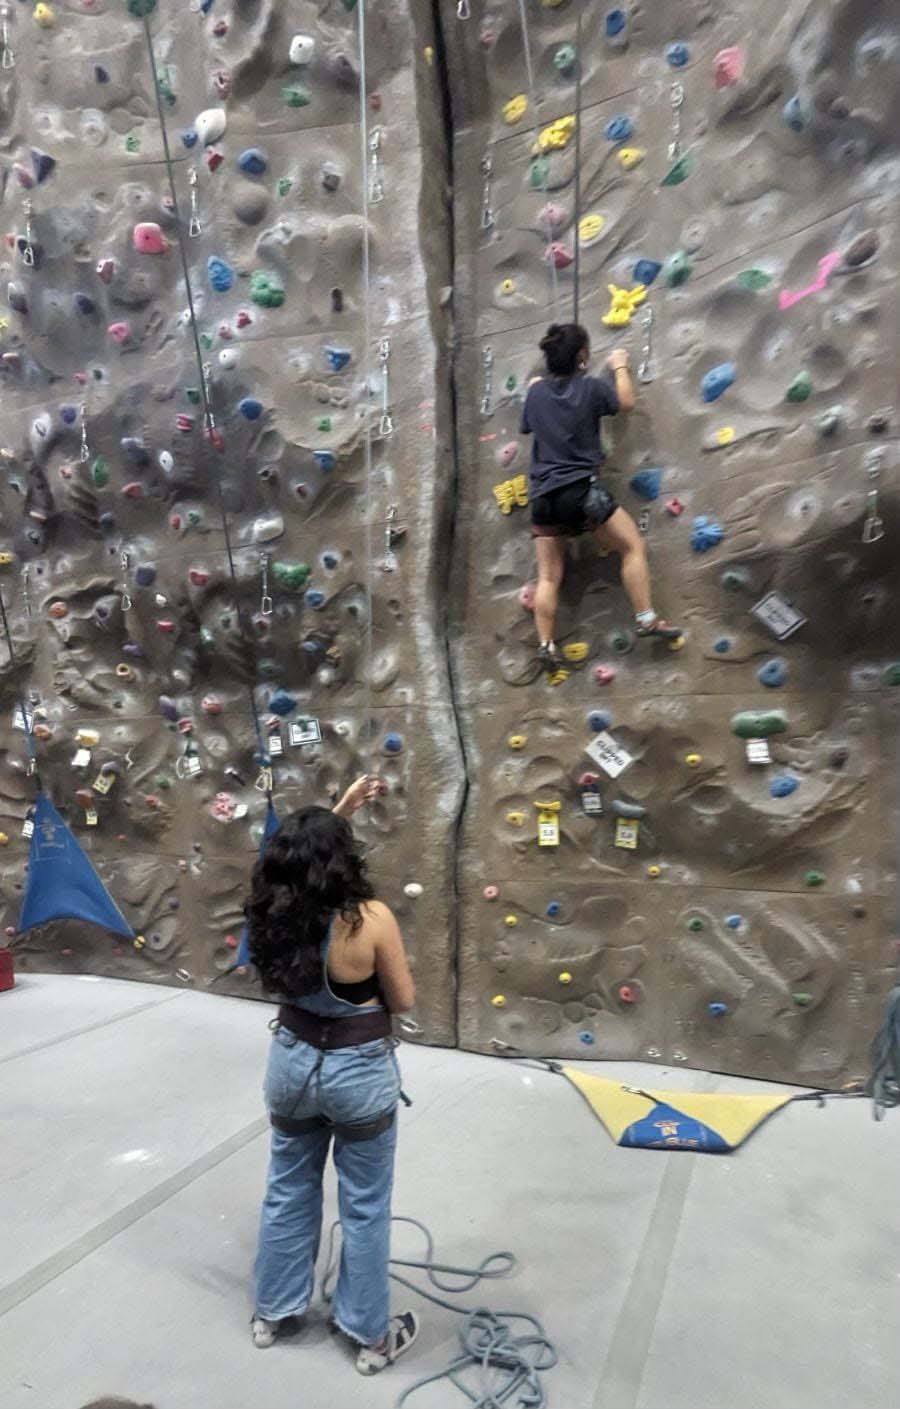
778;252;840;311
714;46;744;89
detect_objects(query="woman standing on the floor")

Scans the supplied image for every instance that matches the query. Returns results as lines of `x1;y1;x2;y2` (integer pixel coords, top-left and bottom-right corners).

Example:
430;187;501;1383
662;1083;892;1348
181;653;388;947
247;776;418;1377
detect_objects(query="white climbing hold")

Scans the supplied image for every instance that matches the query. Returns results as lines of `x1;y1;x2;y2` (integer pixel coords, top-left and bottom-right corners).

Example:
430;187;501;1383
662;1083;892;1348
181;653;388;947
252;513;284;544
404;882;424;898
218;348;240;370
158;450;174;473
289;33;316;65
195;108;227;146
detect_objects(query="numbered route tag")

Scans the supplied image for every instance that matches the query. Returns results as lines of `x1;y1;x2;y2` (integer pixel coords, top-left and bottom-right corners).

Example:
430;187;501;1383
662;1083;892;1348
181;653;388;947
535;800;561;847
290;717;322;747
751;591;806;641
85;808;99;827
268;732;284;757
746;738;771;765
585;730;634;779
92;771;115;795
22;817;35;839
71;747;92;769
581;785;604;816
615;817;639;849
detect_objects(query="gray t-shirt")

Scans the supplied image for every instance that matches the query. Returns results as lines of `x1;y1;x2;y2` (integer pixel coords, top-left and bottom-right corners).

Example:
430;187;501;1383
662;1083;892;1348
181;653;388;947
520;373;619;495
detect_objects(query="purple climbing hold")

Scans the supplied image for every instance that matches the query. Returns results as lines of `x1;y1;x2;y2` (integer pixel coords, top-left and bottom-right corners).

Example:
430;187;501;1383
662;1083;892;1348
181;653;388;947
122;642;145;658
690;516;724;552
121;437;150;466
633;259;662;286
238;397;263;421
135;564;157;587
94;65;110;83
770;775;799;798
74;292;96;315
701;363;736;403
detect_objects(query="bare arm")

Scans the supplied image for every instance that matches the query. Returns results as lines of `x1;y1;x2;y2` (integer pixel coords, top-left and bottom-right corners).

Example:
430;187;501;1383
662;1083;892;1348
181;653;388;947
332;774;381;820
369;902;416;1014
606;349;635;412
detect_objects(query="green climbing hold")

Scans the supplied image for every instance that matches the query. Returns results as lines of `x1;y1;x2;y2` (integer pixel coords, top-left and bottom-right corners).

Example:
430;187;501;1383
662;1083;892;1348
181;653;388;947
124;134;140;154
186;388;201;406
277;177;293;197
187;509;202;527
505;374;517;392
154;773;171;790
341;0;358;9
804;870;825;888
730;710;787;740
792;992;813;1007
663;250;692;288
610;630;633;655
661;152;693;187
250;271;285;309
281;85;311;109
272;561;311;591
736;268;772;291
199;627;214;646
553;44;577;74
786;371;812;403
529;157;550;191
687;917;705;933
126;0;157;15
883;663;900;687
90;457;109;488
316;416;332;433
721;568;749;592
200;334;213;351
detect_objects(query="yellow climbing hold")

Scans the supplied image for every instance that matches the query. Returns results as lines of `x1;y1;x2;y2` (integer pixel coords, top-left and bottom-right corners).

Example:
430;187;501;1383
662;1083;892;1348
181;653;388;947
533;114;575;154
499;278;516;296
0;552;13;566
602;283;647;328
540;0;566;7
506;810;526;826
504;915;518;927
491;994;507;1008
0;832;8;846
503;95;528;125
618;147;645;170
508;734;527;750
492;474;528;514
715;426;736;446
134;935;146;950
547;668;570;687
0;317;8;332
562;641;588;663
578;213;605;246
646;864;661;878
33;2;56;26
668;634;686;652
558;971;573;985
685;753;702;768
424;45;434;65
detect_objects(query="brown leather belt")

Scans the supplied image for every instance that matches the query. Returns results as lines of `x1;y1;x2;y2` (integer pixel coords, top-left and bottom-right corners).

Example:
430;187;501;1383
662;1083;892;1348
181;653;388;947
277;1002;392;1050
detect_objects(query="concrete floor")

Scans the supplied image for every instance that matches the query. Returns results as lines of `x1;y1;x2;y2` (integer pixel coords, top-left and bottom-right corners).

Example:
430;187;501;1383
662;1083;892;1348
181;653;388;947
0;975;897;1409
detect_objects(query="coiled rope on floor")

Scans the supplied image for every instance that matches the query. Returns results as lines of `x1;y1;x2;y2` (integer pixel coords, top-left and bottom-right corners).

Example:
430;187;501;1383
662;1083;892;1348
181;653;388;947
322;1215;558;1407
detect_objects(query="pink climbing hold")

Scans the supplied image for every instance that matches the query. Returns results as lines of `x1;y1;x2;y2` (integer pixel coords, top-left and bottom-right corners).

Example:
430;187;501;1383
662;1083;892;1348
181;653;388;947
122;482;144;499
201;694;222;715
188;568;209;586
518;583;536;611
593;664;616;686
218;322;233;340
483;885;499;901
498;441;518;468
665;496;685;517
132;222;168;255
545;242;574;270
538;202;565;232
579;771;601;787
713;46;744;89
235;310;252;328
107;320;130;343
778;252;840;311
156;620;176;633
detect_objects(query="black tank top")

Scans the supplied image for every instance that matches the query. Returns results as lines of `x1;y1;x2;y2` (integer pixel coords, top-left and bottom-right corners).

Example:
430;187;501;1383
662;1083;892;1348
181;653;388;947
328;972;382;1004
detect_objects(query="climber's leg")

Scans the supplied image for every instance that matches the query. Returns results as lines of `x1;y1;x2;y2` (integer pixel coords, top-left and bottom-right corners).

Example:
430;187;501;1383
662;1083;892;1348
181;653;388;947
532;535;567;657
593;508;682;639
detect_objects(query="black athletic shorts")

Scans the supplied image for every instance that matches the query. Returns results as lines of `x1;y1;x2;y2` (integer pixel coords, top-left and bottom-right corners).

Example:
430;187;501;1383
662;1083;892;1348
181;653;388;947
530;477;618;538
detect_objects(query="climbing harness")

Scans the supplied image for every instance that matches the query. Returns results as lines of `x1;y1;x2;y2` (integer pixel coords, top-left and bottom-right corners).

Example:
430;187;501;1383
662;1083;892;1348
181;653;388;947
322;1216;557;1408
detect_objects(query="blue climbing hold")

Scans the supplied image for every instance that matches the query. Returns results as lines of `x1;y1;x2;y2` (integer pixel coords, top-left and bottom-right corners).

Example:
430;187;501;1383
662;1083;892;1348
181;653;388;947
94;65;109;84
199;0;214;12
237;147;268;177
713;637;731;654
322;552;339;569
59;405;78;425
690;516;724;552
31;150;55;184
268;688;297;716
604;115;633;143
707;1002;729;1017
725;914;742;929
782;95;807;133
758;658;788;689
305;589;326;609
701;362;736;403
74;292;96;315
238;397;264;421
182;130;199;149
666;42;690;68
633;258;662;286
325;346;352;372
605;9;627;37
629;468;662;501
301;639;321;655
383;732;404;755
546;901;561;918
587;709;611;732
207;256;234;293
579;1031;596;1045
314;450;335;471
770;775;799;799
135;564;156;587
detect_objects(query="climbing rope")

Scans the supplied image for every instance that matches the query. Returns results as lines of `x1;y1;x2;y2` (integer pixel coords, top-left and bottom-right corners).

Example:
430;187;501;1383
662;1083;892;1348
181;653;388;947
0;585;40;789
867;982;900;1119
355;0;378;778
322;1215;557;1407
139;16;273;801
572;7;583;324
515;0;560;318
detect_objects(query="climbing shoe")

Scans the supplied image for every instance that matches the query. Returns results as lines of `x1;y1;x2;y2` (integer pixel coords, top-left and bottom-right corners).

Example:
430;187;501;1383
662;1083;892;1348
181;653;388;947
251;1317;279;1348
356;1311;420;1376
537;642;564;673
635;617;683;642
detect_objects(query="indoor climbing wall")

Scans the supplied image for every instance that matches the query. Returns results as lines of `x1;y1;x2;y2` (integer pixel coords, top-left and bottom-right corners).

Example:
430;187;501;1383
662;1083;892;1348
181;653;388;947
444;0;899;1085
1;0;462;1045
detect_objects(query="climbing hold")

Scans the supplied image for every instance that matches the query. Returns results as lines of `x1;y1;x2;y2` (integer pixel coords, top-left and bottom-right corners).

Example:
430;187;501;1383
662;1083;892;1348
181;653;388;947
504;915;518;928
544;243;574;270
250;272;284;309
617;148;645;170
707;1002;728;1017
207;257;234;293
383;732;404;755
204;148;224;173
770;775;799;798
272;562;310;591
757;658;788;689
187;568;209;588
630;469;661;501
804;870;825;888
502;95;527;125
313;451;335;472
587;710;611;732
529;157;551;190
714;46;744;88
325;346;352;372
684;753;702;768
558;972;572;985
792;992;813;1008
534;115;575;153
604;115;633;144
701;363;736;403
289;34;316;65
553;45;577;75
736;268;772;291
483;885;499;901
33;3;56;26
562;642;588;663
646;864;661;879
126;0;156;13
491;994;507;1008
195;109;227;146
605;9;627;40
661;153;694;187
883;664;900;687
730;710;787;739
712;426;735;447
690;516;724;553
725;915;742;930
817;406;844;437
238;398;263;421
506;811;526;827
782;95;808;133
612;799;646;820
404;883;424;899
688;917;705;933
662;250;692;287
74;293;96;315
601;283;646;328
546;901;561;918
282;84;312;109
132;223;167;255
633;258;661;286
305;589;325;610
786;371;812;403
666;43;690;68
579;1032;596;1046
237;148;268;177
268;689;297;717
107;321;131;344
841;230;879;269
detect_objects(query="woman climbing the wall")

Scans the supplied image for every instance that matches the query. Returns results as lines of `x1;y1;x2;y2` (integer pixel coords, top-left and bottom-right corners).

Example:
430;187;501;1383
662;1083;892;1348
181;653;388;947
247;774;419;1376
522;323;682;672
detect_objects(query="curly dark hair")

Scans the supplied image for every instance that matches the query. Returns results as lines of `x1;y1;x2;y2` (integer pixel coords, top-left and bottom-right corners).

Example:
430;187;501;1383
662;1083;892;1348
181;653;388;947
246;805;375;997
539;321;589;376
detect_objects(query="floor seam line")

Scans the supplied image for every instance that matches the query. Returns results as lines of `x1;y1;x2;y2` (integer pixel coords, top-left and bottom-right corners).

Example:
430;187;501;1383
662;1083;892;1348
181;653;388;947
0;993;187;1066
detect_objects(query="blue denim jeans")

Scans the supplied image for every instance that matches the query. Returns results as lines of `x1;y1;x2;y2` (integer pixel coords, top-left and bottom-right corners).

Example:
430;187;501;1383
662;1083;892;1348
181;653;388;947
254;1026;401;1345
